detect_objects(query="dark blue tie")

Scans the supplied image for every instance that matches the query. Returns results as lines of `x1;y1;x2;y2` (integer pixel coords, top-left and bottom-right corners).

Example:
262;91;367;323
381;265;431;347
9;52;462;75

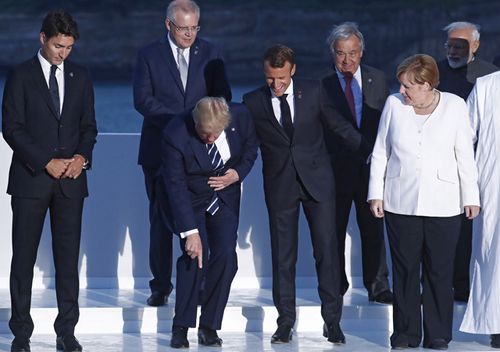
278;94;294;140
49;65;60;117
206;143;223;215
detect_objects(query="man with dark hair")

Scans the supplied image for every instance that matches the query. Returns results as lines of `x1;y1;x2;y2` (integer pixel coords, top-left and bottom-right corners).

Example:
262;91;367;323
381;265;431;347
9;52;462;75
133;0;231;307
243;44;368;345
322;22;392;304
2;9;97;352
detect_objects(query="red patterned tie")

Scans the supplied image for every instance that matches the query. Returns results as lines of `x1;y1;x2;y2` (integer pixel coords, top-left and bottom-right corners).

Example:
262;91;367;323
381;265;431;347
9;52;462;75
343;73;356;124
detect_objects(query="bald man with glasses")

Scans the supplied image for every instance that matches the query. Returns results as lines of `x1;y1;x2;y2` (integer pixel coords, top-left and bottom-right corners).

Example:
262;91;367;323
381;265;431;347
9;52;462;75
133;0;231;308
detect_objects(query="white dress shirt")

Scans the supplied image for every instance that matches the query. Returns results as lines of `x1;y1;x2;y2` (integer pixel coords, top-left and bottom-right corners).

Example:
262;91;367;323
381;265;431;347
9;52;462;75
37;50;64;114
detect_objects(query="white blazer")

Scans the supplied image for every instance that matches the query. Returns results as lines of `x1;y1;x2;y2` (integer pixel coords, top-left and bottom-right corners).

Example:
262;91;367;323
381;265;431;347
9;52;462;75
368;92;480;216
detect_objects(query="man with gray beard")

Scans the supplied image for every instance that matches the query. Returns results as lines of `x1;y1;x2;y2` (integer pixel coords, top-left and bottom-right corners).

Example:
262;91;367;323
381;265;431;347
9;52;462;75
436;21;497;303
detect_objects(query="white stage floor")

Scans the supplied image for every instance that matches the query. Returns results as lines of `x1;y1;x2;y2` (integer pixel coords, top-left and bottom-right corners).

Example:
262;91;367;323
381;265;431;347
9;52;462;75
0;331;495;351
0;288;496;351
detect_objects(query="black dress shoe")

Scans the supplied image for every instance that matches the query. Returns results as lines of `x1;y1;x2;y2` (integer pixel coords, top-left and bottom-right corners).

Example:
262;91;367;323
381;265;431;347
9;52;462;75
147;291;167;306
11;338;30;352
369;290;394;304
271;324;293;344
198;326;222;346
171;325;189;349
491;334;500;348
427;338;448;350
323;323;346;344
56;335;82;352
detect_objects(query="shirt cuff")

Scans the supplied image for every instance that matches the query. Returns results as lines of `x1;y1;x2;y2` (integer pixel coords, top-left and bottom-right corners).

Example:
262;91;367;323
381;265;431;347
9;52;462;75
180;228;198;239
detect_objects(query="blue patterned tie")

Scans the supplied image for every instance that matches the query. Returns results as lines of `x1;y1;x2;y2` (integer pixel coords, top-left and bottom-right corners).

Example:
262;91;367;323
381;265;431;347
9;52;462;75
206;143;223;215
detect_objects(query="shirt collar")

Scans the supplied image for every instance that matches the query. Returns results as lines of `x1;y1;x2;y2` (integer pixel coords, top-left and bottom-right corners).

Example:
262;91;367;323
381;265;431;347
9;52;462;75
167;33;191;55
335;65;361;82
37;49;64;73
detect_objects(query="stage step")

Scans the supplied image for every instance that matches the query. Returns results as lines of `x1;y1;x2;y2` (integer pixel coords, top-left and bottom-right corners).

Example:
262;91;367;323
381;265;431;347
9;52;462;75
0;288;493;351
0;288;469;334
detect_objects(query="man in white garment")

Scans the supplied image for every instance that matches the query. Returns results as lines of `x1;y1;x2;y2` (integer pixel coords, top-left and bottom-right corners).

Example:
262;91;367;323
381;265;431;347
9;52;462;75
460;70;500;349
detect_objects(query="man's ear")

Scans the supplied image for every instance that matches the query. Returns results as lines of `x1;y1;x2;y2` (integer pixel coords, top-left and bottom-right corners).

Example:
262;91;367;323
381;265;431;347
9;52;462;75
471;40;480;54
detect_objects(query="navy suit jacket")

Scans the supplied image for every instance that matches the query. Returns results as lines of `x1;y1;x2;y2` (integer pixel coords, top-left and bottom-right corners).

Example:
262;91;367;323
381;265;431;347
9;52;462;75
161;103;258;234
2;56;97;199
243;78;366;209
133;36;232;168
322;65;389;195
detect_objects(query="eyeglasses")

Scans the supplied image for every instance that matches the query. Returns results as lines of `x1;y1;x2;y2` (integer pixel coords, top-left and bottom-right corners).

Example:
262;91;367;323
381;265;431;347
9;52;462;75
334;50;360;59
169;19;201;34
444;42;468;51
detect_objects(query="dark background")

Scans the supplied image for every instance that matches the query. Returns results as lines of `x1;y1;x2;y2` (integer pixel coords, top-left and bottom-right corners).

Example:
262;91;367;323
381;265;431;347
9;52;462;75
0;0;499;87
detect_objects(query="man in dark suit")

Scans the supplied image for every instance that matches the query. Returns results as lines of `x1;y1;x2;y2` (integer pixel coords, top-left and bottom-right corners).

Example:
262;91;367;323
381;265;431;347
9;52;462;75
322;22;392;304
133;0;231;307
243;45;368;345
1;10;97;352
161;97;257;348
436;21;497;302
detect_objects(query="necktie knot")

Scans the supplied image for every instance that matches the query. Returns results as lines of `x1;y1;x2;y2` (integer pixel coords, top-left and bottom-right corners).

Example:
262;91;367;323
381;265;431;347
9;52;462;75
50;65;58;75
343;72;353;85
278;94;288;102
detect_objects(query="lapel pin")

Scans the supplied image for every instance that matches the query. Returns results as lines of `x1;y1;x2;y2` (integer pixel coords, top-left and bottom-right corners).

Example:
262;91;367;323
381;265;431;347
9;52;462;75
69;72;74;78
297;91;302;99
231;127;235;131
368;78;372;83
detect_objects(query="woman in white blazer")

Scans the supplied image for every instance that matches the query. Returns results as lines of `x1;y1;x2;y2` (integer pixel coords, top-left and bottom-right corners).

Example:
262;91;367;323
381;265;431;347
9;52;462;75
368;54;480;350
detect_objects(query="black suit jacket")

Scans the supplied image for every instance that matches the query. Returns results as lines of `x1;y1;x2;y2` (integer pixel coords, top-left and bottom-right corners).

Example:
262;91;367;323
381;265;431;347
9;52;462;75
437;58;498;100
322;65;389;195
243;78;365;209
2;56;97;199
133;36;232;168
161;103;258;233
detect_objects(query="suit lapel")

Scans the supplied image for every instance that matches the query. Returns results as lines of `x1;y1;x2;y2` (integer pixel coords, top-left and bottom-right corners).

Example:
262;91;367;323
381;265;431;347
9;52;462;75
29;57;60;120
60;62;76;120
360;66;373;130
225;120;241;166
291;82;304;134
158;37;185;94
186;41;201;95
186;116;211;170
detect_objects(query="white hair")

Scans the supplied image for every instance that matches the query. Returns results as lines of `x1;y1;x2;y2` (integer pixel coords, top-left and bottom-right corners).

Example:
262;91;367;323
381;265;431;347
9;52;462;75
443;21;480;41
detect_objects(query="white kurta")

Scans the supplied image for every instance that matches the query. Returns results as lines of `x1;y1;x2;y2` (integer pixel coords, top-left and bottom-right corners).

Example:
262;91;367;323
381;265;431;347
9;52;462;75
460;71;500;334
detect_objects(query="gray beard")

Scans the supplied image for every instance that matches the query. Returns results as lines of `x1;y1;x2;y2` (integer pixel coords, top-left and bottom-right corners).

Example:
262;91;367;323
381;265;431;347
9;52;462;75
447;56;468;69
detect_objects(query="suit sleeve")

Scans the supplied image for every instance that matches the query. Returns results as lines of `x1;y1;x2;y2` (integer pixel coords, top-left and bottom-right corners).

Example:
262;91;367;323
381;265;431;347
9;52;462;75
2;69;52;174
367;97;393;201
161;129;197;233
74;71;98;166
319;80;369;158
133;50;175;128
454;98;480;206
230;105;258;180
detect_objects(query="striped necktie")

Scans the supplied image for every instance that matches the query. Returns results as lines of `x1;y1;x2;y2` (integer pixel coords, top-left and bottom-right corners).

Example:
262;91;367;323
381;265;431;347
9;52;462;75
206;143;223;215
